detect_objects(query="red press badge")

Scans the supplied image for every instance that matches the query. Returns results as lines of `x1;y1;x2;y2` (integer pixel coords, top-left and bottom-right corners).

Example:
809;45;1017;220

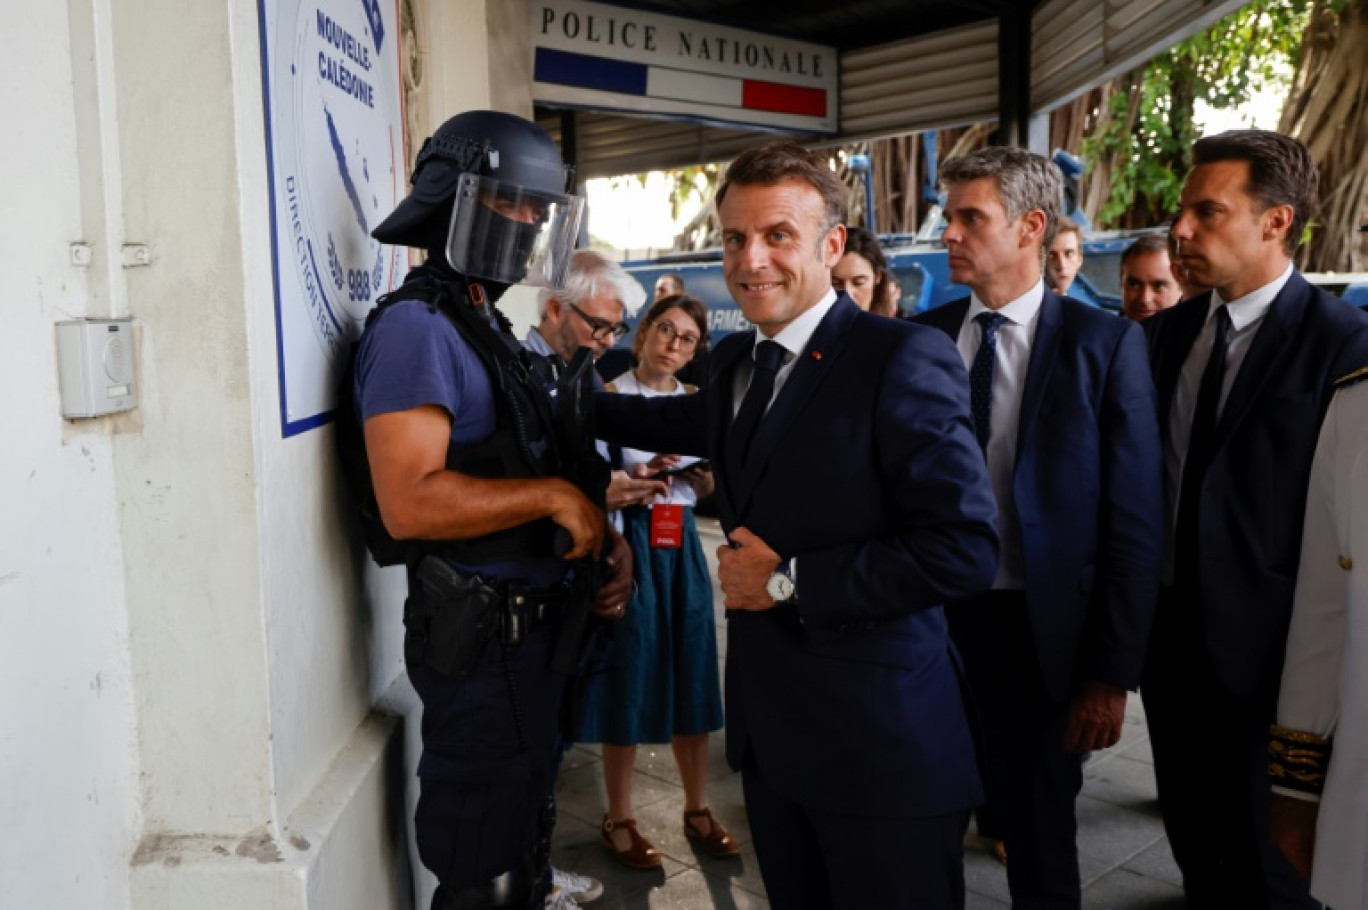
650;503;684;549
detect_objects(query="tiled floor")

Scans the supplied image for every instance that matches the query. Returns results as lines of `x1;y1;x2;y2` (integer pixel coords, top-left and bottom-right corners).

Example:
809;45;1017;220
552;519;1185;908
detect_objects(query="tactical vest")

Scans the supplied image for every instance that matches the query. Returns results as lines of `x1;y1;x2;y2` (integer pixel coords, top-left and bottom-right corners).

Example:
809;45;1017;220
337;265;592;569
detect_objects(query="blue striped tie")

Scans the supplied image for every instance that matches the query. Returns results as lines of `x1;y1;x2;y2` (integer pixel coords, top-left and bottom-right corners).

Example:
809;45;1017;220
969;312;1005;452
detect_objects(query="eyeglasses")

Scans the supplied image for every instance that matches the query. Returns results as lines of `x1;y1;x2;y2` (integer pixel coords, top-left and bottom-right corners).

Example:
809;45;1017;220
568;303;630;341
651;319;701;351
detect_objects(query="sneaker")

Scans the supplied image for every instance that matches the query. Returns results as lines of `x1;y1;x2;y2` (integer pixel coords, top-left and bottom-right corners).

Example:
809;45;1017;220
544;886;580;910
551;867;603;904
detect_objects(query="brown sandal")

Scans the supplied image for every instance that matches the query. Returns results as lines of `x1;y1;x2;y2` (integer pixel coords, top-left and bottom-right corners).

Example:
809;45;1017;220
684;807;740;857
601;816;662;869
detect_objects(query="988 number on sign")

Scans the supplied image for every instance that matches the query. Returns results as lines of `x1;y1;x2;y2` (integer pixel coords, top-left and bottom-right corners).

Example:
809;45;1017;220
347;268;372;303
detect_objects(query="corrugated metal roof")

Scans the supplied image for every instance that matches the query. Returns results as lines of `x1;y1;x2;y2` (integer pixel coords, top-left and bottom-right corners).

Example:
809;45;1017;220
624;0;1027;52
536;0;1251;178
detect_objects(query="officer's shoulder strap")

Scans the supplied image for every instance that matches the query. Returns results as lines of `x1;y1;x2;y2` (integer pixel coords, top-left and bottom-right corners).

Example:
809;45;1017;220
399;270;526;375
367;266;446;322
1334;365;1368;390
428;278;563;451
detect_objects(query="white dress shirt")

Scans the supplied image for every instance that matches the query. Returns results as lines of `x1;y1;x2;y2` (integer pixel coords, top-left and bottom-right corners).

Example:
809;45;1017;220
731;289;839;416
955;280;1045;590
1163;262;1294;579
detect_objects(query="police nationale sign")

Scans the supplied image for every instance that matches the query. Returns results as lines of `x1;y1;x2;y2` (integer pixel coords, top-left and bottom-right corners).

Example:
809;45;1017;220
258;0;407;436
533;0;837;135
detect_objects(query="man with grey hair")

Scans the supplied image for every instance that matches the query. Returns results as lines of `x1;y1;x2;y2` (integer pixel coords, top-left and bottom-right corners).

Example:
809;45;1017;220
915;145;1163;909
527;248;666;513
532;249;644;363
522;247;662;905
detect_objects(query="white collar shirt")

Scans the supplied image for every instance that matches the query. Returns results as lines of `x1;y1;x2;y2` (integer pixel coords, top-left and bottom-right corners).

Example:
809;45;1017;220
731;288;839;416
1162;261;1294;580
955;279;1045;590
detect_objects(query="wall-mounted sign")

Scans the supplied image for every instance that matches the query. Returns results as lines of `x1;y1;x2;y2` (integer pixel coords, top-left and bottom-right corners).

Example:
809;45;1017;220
533;0;837;134
258;0;407;436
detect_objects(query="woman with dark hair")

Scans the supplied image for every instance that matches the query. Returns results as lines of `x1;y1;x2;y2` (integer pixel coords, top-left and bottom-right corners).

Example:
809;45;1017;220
833;226;897;317
577;294;737;867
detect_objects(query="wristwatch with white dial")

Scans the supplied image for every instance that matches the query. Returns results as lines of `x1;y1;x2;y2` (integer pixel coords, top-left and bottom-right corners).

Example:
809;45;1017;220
765;559;796;604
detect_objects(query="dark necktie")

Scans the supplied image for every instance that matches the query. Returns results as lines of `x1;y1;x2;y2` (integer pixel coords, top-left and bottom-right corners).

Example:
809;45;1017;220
1174;305;1233;584
969;312;1006;452
726;340;787;479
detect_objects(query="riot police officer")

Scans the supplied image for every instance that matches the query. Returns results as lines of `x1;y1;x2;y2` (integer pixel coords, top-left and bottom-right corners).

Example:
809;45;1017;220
346;110;632;910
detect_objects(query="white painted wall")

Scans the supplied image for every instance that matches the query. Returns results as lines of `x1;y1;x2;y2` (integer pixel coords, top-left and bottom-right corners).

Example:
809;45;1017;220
104;0;279;836
0;1;139;906
0;0;538;904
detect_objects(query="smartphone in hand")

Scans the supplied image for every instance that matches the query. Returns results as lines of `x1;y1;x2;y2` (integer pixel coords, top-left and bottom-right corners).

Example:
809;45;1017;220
650;460;709;479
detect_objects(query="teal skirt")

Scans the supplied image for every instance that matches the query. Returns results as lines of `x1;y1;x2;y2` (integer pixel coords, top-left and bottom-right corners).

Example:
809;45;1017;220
576;507;724;745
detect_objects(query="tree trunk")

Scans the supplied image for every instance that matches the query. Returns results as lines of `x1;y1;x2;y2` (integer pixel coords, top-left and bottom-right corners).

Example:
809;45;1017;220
1166;56;1198;219
1282;0;1368;272
871;134;922;234
1072;69;1145;227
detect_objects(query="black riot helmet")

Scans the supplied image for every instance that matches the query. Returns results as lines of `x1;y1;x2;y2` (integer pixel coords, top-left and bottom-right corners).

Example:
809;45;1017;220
372;110;585;288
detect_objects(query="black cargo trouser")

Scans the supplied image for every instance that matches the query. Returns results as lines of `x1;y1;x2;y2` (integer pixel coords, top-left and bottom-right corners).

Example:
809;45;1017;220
409;624;566;910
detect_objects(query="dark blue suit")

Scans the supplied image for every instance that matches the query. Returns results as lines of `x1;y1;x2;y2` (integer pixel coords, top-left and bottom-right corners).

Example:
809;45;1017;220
917;292;1164;908
1142;271;1368;908
596;295;998;909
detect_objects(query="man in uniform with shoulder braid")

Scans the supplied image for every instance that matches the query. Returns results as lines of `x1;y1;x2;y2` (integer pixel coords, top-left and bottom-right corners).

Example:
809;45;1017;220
1269;363;1368;910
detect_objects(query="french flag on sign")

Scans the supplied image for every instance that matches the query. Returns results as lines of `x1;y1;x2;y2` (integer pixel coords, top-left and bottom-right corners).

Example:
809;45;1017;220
534;47;829;120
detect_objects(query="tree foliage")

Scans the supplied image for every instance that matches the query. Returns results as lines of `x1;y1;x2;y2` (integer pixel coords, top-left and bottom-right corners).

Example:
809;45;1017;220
611;164;719;220
1079;0;1343;230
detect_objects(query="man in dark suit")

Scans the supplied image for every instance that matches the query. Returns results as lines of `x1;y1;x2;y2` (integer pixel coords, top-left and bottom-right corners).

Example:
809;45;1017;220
594;140;999;909
1142;129;1368;908
914;147;1164;909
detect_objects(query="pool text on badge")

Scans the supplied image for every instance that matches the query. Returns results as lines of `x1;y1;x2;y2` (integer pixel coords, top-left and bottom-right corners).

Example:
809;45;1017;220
650;504;684;549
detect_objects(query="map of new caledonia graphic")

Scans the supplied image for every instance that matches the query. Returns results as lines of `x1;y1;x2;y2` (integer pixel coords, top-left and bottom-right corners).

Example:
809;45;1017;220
260;0;407;435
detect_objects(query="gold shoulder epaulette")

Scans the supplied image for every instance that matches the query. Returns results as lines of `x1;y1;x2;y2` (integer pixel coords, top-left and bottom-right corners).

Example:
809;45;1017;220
604;381;619;393
1269;724;1334;796
682;383;698;394
1334;366;1368;389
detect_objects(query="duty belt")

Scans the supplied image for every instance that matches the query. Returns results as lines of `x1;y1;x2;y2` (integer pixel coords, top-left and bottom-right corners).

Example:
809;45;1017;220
502;580;572;639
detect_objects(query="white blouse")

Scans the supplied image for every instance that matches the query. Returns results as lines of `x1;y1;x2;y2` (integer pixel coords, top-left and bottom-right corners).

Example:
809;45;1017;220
609;370;703;508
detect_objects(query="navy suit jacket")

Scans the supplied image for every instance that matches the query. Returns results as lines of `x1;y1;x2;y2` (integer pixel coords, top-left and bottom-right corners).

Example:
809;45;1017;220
1145;271;1368;698
596;294;999;817
916;292;1164;702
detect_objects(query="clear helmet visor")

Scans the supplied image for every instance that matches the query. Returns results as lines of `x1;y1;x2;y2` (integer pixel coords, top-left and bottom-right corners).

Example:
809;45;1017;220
445;173;585;288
